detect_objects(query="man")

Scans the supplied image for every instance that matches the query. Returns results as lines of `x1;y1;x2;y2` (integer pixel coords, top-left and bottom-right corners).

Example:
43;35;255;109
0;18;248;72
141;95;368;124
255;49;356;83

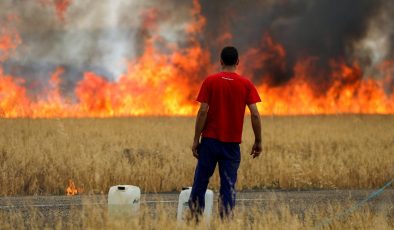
189;46;262;220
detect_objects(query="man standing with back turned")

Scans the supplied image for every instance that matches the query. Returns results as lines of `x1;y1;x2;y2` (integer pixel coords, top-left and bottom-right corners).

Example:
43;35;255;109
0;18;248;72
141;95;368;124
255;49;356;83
189;46;262;220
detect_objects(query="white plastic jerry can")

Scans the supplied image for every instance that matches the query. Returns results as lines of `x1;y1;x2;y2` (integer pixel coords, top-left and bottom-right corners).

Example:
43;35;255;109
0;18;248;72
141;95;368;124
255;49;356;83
108;185;141;218
177;187;214;222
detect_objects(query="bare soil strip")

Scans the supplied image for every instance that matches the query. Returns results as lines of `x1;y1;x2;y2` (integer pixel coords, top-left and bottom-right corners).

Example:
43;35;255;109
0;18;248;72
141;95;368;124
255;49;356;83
1;189;392;211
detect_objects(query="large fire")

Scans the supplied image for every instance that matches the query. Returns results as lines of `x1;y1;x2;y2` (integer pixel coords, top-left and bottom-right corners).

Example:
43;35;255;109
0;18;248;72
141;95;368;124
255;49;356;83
0;1;393;118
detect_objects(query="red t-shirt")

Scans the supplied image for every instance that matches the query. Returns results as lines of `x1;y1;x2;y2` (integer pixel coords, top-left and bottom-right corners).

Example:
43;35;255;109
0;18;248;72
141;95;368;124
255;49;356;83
196;72;261;143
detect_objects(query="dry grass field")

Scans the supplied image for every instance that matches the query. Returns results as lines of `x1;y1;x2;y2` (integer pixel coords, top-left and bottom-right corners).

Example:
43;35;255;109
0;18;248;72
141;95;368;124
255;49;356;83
0;200;392;230
0;115;393;195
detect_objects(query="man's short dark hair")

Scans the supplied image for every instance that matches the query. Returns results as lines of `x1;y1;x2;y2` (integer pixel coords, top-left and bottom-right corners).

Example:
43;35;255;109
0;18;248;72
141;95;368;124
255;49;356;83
220;46;239;66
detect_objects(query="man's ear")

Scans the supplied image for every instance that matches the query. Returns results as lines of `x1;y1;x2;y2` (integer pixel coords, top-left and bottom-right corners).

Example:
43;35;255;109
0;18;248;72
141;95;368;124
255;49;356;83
220;59;224;66
236;59;239;66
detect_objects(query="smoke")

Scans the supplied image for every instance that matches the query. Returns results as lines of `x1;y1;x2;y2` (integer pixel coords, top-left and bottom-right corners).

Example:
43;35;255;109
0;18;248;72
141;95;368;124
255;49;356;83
199;0;394;87
353;1;394;65
0;0;194;96
0;0;393;96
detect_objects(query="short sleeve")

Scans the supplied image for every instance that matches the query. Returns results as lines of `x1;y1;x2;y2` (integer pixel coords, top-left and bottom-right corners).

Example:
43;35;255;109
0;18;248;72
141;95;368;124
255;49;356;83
246;81;261;105
196;79;210;103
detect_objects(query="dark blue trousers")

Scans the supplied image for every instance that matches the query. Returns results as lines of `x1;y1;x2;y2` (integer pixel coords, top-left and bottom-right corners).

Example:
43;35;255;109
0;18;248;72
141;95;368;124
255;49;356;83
189;137;241;219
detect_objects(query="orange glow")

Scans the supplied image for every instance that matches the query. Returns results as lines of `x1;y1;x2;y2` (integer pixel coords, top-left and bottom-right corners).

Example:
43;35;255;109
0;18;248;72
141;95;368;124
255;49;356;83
38;0;72;21
54;0;72;21
0;24;20;61
0;2;394;117
186;0;206;35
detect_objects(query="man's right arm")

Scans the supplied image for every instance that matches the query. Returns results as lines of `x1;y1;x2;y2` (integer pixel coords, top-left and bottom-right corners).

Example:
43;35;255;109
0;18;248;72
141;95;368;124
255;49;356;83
248;104;262;158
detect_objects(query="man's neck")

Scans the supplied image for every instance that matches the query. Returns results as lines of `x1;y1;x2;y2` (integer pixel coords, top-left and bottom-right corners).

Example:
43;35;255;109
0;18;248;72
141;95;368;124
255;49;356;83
221;65;237;73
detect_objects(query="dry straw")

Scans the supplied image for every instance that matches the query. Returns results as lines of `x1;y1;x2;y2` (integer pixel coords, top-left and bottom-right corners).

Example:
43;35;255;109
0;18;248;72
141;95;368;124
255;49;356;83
0;115;392;195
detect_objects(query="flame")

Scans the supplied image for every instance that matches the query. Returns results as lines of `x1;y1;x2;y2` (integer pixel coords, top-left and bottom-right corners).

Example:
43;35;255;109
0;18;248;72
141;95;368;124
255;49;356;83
253;58;394;115
66;179;80;196
0;1;394;117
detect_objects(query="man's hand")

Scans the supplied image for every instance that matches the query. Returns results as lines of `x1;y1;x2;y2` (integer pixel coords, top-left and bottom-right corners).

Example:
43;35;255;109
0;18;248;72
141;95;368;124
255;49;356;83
192;140;199;159
192;103;208;160
250;141;262;158
247;104;262;159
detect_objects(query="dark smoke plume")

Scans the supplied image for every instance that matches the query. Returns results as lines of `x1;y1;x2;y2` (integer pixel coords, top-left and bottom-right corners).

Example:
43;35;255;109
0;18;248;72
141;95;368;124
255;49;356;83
200;0;394;89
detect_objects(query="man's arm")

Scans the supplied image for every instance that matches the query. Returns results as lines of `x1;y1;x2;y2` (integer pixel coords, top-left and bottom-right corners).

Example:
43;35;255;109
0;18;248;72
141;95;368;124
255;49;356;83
247;103;262;158
192;103;209;159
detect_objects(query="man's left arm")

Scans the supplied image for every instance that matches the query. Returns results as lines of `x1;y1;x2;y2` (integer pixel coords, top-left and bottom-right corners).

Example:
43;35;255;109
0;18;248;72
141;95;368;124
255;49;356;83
192;103;209;159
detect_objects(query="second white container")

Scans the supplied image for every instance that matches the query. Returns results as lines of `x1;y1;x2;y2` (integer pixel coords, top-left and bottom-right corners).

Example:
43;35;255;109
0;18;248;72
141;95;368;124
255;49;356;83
177;187;214;222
